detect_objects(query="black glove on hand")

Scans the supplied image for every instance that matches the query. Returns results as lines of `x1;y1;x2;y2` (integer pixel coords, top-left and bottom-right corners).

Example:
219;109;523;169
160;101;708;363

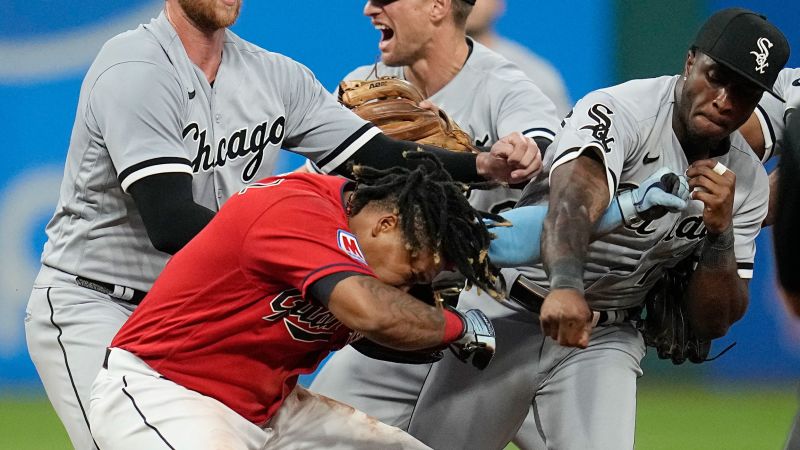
449;308;496;370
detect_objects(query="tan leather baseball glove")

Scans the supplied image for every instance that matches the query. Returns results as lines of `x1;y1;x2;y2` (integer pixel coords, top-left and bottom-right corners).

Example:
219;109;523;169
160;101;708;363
338;76;478;153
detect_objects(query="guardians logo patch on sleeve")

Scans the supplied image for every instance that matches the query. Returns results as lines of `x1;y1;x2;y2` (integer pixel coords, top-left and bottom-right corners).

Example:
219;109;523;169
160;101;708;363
337;230;366;264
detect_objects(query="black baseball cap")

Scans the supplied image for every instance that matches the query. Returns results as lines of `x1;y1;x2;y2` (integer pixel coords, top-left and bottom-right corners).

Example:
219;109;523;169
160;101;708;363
693;8;789;101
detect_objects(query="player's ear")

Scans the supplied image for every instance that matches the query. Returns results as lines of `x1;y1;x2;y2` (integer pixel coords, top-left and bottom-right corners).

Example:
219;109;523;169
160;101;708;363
430;0;449;23
684;49;696;77
372;213;399;237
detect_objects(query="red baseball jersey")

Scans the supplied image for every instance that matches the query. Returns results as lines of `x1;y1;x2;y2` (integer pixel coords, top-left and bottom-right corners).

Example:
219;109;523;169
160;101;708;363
112;173;375;425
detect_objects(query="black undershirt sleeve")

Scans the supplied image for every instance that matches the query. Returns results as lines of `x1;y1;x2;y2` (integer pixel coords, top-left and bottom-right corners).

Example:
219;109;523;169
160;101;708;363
774;111;800;293
533;136;553;159
128;173;216;255
307;271;367;307
335;133;481;182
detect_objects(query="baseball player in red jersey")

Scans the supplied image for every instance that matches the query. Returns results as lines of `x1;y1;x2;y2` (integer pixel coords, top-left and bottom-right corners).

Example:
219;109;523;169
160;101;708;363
88;156;496;450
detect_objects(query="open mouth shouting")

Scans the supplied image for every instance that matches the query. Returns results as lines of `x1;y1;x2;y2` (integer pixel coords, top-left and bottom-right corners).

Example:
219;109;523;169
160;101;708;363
375;23;395;51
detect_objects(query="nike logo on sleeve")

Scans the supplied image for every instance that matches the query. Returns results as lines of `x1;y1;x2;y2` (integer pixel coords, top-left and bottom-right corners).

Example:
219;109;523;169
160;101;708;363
643;153;660;164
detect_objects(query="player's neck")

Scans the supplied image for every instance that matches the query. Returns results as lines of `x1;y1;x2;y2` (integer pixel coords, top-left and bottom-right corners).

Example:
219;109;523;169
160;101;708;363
404;32;470;98
166;3;226;83
468;29;497;48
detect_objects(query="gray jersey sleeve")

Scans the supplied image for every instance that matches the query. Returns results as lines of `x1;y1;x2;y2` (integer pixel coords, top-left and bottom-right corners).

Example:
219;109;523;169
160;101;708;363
278;60;378;173
548;91;638;207
88;62;192;192
754;68;800;162
730;156;770;278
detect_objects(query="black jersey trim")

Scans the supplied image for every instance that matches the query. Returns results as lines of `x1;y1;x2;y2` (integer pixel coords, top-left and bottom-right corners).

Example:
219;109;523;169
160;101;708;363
315;123;376;171
522;127;556;139
737;262;755;270
551;147;583;167
756;104;777;161
301;262;373;290
118;157;192;185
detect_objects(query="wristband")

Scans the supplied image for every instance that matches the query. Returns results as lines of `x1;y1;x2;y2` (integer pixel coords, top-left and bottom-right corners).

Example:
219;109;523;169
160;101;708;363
548;258;585;294
442;308;465;343
615;190;641;226
700;226;735;270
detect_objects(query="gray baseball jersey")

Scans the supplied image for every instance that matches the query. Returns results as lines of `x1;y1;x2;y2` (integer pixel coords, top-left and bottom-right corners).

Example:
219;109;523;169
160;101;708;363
341;37;559;214
517;75;767;310
754;67;800;161
309;37;559;436
40;11;374;292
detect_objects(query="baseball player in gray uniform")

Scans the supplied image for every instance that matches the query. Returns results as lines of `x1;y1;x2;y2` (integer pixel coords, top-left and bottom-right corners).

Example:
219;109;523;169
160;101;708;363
400;8;788;450
309;0;559;436
23;1;540;448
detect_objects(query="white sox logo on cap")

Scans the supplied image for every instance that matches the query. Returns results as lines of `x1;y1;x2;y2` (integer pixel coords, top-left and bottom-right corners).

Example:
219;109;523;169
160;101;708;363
750;37;773;74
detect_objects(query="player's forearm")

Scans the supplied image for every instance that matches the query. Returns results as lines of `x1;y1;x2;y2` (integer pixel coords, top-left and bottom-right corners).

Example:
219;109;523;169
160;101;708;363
686;228;748;339
542;156;609;290
340;133;481;182
128;173;216;254
329;276;455;350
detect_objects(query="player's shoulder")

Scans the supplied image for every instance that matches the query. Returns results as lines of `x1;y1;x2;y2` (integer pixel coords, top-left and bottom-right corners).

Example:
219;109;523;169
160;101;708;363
490;37;560;79
774;67;800;99
223;30;313;74
727;132;770;176
590;75;677;122
238;173;348;204
466;39;531;82
91;23;171;71
342;63;403;81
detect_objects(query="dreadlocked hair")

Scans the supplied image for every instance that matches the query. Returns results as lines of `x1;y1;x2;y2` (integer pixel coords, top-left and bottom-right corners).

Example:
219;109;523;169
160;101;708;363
348;151;500;299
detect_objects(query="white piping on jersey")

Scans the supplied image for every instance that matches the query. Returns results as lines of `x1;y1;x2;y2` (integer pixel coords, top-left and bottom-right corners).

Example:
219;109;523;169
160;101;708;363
316;127;382;174
549;142;616;208
753;105;775;162
120;163;193;192
737;268;754;279
522;128;557;141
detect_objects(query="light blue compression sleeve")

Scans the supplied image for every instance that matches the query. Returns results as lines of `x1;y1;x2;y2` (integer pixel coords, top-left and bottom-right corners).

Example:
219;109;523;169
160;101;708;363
488;198;623;267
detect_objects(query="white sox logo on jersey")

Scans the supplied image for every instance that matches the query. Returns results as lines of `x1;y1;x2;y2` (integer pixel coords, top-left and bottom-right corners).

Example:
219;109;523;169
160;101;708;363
750;37;773;74
580;104;615;153
263;289;343;342
184;116;286;183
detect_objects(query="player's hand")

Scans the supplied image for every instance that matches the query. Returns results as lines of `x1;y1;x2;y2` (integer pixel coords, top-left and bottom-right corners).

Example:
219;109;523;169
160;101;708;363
617;168;690;225
686;160;735;234
449;308;496;370
540;289;592;348
478;132;542;184
418;99;439;114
